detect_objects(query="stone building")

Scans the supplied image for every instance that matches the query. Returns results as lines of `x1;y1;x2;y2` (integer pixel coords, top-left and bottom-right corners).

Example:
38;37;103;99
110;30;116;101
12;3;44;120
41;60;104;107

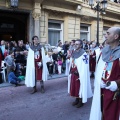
0;0;120;45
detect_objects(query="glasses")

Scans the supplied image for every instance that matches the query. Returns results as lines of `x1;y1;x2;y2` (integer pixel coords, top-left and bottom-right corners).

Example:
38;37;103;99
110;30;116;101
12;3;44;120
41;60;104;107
75;44;80;45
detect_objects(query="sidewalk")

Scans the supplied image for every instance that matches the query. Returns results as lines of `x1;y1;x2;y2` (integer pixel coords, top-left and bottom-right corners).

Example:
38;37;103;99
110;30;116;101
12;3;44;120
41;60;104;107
0;73;67;88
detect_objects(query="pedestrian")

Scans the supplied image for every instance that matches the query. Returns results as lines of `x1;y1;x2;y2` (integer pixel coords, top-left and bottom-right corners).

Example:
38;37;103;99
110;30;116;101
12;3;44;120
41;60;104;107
89;27;120;120
25;36;48;94
68;39;92;108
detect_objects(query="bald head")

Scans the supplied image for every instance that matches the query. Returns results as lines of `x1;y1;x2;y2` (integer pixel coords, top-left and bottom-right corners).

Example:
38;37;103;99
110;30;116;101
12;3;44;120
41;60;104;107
109;27;120;39
105;27;120;48
114;27;120;39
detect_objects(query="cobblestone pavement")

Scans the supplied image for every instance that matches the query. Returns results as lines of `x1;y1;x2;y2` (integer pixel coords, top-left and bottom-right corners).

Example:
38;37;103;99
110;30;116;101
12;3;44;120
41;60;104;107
0;77;93;120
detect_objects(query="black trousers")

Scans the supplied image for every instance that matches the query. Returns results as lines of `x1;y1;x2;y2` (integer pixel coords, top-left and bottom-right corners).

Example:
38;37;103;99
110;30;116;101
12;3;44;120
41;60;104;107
47;62;53;74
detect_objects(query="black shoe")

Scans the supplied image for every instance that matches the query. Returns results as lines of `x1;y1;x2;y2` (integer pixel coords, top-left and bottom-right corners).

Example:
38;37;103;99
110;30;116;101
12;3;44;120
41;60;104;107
72;98;79;106
31;89;37;94
31;87;37;94
90;73;94;78
40;86;45;93
76;99;84;108
76;103;84;108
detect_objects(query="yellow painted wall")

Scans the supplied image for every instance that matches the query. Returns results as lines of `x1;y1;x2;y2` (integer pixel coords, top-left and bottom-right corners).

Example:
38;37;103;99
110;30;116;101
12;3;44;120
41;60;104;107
0;0;120;44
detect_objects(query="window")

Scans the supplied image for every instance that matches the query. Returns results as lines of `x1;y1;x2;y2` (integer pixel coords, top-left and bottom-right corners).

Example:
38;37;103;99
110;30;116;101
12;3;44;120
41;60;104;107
48;20;63;46
80;24;90;41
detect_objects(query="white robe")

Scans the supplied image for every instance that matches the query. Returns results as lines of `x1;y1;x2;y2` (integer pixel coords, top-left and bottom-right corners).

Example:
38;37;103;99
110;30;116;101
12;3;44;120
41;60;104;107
95;48;101;63
68;52;93;103
89;54;105;120
65;59;70;76
25;47;48;87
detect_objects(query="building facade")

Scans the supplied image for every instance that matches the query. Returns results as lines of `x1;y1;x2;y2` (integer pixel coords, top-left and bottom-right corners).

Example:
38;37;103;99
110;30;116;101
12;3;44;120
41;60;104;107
0;0;120;45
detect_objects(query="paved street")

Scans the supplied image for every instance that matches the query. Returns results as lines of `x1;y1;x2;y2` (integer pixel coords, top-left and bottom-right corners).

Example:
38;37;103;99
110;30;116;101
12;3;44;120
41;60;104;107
0;77;93;120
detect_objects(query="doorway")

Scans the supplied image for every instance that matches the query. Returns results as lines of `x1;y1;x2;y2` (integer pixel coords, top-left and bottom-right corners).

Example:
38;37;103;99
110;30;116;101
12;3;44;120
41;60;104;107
0;10;29;43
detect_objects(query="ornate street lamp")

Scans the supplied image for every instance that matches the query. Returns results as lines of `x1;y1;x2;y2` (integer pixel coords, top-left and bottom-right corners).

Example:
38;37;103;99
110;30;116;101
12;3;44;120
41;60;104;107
10;0;19;8
89;0;107;46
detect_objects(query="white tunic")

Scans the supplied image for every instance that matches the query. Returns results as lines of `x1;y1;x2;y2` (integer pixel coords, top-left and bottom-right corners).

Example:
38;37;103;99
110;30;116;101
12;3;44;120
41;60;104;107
25;47;48;87
68;52;93;103
89;53;105;120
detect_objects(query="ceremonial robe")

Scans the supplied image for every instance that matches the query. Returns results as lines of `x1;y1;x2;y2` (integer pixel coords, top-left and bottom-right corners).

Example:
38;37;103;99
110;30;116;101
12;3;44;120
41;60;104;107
89;50;96;72
25;47;48;87
68;52;93;103
90;44;120;120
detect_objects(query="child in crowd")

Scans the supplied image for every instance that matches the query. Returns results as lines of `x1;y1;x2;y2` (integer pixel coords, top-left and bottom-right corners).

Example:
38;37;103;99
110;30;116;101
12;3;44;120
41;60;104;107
46;51;54;75
52;49;58;74
4;50;16;80
8;67;22;87
57;56;62;74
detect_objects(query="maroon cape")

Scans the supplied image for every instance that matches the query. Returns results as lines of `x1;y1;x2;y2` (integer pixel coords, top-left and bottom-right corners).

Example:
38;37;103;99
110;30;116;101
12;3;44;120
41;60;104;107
102;59;120;120
89;50;96;72
70;67;80;97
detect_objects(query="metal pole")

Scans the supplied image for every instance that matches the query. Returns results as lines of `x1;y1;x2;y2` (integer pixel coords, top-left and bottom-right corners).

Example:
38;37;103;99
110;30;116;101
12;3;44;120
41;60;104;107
97;2;99;46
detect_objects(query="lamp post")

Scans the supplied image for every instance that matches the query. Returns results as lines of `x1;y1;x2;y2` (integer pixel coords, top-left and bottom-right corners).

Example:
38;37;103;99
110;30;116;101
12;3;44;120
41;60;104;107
10;0;19;8
89;0;107;46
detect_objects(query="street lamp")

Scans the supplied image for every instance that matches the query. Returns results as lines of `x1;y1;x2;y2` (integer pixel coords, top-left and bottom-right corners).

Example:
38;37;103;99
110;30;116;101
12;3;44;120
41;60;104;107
10;0;19;8
89;0;107;46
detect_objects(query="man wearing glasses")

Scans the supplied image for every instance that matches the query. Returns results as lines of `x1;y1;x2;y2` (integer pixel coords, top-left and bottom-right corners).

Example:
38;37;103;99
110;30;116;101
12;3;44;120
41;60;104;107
68;39;92;108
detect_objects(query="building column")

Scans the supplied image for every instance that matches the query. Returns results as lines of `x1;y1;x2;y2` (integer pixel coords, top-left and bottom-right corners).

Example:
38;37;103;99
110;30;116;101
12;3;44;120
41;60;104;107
32;2;41;39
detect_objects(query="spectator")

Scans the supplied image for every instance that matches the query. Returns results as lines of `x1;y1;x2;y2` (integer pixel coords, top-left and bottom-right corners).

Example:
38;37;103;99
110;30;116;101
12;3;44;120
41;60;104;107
57;56;62;74
8;67;21;87
0;40;6;60
84;40;89;51
46;51;54;75
57;42;63;52
26;42;30;50
4;50;16;80
15;41;27;65
56;40;61;47
62;41;70;70
63;41;69;55
69;40;75;53
52;49;59;74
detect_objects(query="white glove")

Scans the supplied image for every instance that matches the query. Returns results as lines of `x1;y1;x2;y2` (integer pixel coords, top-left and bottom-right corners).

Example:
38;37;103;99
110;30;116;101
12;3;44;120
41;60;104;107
100;80;106;88
105;81;118;92
37;62;42;67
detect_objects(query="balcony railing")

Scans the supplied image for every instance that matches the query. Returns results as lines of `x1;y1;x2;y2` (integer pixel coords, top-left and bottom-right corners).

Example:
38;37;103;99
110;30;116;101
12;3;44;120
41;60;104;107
80;0;120;4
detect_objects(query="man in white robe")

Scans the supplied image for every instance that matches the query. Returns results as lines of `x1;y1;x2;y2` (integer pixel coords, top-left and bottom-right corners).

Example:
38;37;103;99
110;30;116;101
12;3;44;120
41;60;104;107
25;36;48;94
89;27;120;120
68;39;92;108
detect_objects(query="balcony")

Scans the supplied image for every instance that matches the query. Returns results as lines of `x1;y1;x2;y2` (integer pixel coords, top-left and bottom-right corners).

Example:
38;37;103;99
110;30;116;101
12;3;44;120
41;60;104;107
81;0;120;14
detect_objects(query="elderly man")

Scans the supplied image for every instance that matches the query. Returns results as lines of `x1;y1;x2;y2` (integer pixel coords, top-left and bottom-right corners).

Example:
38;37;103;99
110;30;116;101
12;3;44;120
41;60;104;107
90;27;120;120
68;39;92;108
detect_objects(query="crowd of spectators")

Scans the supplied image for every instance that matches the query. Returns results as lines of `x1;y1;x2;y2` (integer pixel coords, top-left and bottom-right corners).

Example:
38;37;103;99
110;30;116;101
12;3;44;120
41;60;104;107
0;40;29;85
0;38;104;85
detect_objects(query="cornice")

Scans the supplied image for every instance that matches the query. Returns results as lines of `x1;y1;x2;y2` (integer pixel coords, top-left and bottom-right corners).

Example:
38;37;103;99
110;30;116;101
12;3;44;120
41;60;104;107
64;0;83;4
